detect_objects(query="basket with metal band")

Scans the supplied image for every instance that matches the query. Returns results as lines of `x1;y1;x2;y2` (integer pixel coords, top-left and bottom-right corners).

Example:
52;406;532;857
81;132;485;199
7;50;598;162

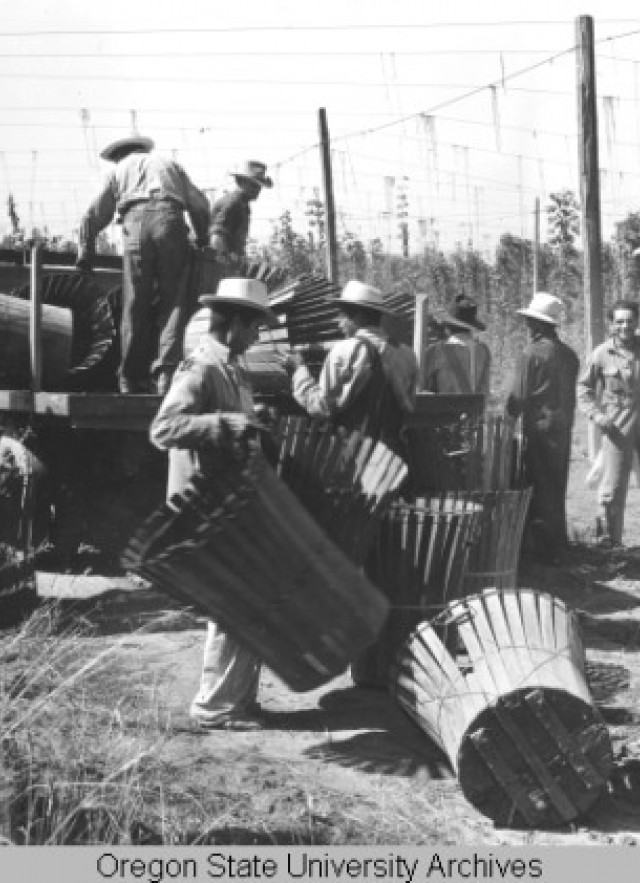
269;415;409;566
392;588;613;828
121;449;389;692
351;495;483;689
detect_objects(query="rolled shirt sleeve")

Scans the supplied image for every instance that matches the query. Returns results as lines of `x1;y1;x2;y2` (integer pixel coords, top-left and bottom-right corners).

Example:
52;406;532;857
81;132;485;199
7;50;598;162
292;338;373;417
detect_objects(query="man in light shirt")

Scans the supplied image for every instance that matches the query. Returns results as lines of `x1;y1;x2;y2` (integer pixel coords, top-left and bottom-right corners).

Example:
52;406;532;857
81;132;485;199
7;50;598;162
77;134;210;395
281;281;417;457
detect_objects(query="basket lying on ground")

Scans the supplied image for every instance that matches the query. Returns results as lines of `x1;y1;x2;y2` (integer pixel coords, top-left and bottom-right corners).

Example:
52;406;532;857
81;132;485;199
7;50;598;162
351;495;483;689
121;449;389;692
392;588;613;828
404;413;523;493
269;415;409;566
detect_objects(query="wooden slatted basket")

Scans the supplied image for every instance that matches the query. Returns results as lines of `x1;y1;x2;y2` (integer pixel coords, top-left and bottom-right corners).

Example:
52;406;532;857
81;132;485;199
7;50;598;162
433;488;532;593
392;588;613;828
270;415;409;566
121;449;389;692
405;413;523;494
351;495;483;689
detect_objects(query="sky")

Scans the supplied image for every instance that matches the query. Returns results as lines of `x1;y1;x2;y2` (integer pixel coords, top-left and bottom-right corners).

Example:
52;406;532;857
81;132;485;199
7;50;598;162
2;0;640;255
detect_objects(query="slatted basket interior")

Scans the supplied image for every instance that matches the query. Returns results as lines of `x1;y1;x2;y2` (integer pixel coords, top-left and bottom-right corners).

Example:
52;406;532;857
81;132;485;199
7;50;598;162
11;272;116;391
431;488;532;593
405;413;524;494
269;415;409;566
351;495;483;689
121;449;390;693
392;588;613;828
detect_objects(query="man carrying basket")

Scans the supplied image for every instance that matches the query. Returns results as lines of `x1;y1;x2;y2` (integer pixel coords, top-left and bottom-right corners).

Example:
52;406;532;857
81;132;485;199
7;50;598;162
149;278;277;730
280;281;418;455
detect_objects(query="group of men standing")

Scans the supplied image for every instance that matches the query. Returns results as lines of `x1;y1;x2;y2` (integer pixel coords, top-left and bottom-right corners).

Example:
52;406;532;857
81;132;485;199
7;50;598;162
76;132;640;730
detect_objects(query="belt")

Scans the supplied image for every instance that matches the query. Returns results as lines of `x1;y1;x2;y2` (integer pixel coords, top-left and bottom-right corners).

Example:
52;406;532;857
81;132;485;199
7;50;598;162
121;196;184;215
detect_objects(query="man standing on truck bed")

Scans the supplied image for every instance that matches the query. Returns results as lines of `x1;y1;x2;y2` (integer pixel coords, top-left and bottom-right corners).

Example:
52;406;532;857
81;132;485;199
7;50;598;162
208;161;273;278
76;134;210;395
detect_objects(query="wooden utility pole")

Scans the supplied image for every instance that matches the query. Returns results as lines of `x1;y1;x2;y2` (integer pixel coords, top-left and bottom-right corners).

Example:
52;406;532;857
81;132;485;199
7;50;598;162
576;15;604;460
29;241;43;392
318;108;338;284
533;197;540;293
576;15;604;354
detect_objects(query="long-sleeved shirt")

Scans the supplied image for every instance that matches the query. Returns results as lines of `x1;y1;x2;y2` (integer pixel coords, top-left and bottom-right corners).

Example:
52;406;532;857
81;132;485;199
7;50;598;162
150;337;256;499
506;330;579;435
292;327;417;420
577;337;640;435
208;189;251;258
79;152;210;257
421;334;491;396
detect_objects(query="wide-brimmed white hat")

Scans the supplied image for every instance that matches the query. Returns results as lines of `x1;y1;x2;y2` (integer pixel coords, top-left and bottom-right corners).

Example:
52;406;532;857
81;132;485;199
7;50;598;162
517;291;562;325
232;160;273;189
198;278;278;326
100;135;154;162
335;281;394;316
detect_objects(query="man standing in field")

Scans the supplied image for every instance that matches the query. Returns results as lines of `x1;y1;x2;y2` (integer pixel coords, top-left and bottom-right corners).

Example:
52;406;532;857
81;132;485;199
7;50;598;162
578;299;640;547
506;292;580;564
77;134;210;395
149;278;277;730
280;281;418;457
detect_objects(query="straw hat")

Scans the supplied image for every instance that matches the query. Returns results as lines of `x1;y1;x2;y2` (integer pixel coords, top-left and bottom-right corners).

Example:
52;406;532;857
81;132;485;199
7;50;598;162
198;278;278;325
335;281;394;316
100;135;155;162
232;160;273;189
434;294;485;331
517;292;563;325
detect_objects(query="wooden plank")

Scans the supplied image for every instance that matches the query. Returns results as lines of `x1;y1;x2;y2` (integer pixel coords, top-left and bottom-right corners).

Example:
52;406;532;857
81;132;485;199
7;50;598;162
468;729;545;828
32;392;161;429
491;700;578;822
0;390;33;412
524;689;607;789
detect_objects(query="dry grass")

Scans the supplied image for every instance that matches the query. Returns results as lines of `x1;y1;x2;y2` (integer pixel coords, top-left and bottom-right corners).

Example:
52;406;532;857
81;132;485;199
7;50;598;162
0;603;172;844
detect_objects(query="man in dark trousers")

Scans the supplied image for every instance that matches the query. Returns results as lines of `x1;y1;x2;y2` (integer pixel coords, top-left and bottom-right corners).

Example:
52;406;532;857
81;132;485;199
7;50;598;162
208;160;273;278
77;134;210;395
506;291;580;564
281;281;417;456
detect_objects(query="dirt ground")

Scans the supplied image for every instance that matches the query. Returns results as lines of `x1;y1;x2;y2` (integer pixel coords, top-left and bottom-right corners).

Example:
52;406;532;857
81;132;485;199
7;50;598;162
17;412;640;846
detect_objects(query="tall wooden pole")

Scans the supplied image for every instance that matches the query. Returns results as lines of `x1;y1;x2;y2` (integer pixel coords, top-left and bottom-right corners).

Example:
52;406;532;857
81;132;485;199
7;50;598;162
576;15;604;460
29;241;43;392
318;108;338;284
576;15;604;353
533;197;540;293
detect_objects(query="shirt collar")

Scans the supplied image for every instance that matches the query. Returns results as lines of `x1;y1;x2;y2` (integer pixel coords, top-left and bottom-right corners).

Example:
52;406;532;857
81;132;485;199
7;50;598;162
193;336;235;365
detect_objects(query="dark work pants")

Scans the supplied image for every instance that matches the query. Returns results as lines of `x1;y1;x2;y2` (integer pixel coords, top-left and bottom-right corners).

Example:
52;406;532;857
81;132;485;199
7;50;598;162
121;201;190;387
523;427;572;560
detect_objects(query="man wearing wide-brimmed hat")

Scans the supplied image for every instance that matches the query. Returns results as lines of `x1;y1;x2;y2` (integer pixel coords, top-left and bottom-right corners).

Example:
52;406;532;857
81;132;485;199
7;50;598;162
421;294;491;396
281;280;418;455
208;160;273;273
506;291;580;564
150;278;278;730
77;134;210;394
